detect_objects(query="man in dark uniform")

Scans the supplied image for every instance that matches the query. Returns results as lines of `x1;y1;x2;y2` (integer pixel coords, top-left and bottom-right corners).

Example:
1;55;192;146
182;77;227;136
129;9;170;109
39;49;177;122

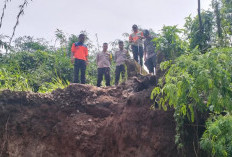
144;30;156;75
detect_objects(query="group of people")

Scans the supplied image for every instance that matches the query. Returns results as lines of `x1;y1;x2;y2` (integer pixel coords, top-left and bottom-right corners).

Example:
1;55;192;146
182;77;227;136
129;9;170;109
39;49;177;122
71;24;157;87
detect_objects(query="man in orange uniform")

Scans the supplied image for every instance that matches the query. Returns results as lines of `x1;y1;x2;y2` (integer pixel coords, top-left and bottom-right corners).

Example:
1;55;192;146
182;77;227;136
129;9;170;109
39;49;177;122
71;34;88;84
129;24;144;66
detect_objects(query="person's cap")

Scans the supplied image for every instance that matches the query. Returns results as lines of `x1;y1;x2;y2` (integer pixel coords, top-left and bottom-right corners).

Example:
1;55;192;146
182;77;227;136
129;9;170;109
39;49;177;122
79;34;85;38
144;30;149;36
132;24;138;28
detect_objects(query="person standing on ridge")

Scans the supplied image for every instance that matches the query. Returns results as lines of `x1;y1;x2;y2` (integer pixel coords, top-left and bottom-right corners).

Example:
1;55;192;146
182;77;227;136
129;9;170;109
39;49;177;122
114;41;129;85
96;43;111;87
71;34;88;84
129;24;144;67
144;30;156;75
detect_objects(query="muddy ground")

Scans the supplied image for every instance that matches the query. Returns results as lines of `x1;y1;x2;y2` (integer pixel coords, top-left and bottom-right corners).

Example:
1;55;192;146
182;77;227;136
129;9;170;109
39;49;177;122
0;75;178;157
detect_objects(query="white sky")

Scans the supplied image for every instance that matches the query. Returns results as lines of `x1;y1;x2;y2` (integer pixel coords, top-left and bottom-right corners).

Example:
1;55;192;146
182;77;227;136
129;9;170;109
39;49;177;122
0;0;211;45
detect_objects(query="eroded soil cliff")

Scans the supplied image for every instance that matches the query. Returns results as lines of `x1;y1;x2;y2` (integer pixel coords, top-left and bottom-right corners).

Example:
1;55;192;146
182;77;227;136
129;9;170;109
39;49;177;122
0;75;178;157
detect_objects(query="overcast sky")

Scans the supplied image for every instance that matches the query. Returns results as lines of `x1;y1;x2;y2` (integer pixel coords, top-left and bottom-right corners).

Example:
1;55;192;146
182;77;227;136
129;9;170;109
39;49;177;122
1;0;211;45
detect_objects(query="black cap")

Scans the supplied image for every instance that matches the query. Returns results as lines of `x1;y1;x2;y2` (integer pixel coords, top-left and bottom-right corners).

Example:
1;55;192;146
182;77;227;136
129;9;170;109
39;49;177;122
144;30;149;36
79;34;85;38
132;24;138;28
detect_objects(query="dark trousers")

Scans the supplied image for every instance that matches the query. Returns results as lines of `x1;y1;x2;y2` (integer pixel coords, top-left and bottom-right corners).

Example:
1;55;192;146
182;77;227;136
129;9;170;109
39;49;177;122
131;45;144;66
74;59;86;84
97;67;111;87
115;64;125;85
145;55;156;74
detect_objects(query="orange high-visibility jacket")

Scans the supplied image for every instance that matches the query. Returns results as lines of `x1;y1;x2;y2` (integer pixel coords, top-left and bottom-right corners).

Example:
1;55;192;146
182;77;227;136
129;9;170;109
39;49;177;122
129;31;144;47
71;42;88;61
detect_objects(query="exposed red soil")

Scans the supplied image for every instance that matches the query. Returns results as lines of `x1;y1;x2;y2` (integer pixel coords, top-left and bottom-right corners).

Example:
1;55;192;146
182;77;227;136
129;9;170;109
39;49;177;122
0;76;178;157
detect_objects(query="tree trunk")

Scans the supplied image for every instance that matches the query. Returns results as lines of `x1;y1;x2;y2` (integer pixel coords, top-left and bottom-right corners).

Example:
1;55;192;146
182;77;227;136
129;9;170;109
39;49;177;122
198;0;203;33
214;0;223;41
198;0;204;51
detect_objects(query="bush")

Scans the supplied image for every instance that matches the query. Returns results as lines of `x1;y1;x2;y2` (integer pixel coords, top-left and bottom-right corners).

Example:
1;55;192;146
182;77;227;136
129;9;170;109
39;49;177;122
201;115;232;157
0;50;73;92
151;47;232;150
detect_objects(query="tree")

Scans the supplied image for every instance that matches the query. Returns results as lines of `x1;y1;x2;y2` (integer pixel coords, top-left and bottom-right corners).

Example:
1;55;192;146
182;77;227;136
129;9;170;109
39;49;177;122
198;0;203;35
55;29;67;48
213;0;223;40
184;11;214;52
0;0;33;52
217;0;232;46
14;36;48;52
151;47;232;156
67;34;79;57
154;25;188;60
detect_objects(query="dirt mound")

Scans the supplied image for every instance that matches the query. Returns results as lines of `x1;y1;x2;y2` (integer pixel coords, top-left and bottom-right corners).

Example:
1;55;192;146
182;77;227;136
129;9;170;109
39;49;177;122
0;75;178;157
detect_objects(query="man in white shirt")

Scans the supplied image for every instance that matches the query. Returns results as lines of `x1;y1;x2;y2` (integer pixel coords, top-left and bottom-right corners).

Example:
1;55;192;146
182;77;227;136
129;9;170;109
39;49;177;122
96;43;111;87
114;41;129;85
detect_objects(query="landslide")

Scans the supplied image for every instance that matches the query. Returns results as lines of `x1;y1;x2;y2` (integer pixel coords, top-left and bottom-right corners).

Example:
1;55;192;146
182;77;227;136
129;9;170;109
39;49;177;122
0;75;178;157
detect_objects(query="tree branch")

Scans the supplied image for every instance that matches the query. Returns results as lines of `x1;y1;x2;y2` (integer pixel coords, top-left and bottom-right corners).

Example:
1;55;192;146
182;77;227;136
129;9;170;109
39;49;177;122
8;0;32;47
0;0;11;30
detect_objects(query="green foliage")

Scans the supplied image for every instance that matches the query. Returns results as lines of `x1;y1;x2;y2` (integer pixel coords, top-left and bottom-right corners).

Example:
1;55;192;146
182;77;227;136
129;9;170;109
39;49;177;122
55;29;67;47
38;77;69;93
201;114;232;157
0;41;128;92
0;49;73;92
67;34;79;57
184;11;214;52
14;36;48;52
0;68;32;91
153;48;232;115
0;37;9;51
220;0;232;36
151;47;232;149
67;31;95;57
153;25;188;60
150;4;232;154
213;0;232;47
85;55;98;85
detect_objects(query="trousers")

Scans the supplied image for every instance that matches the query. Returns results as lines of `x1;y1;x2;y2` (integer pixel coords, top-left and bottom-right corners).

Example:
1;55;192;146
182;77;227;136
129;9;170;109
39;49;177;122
131;45;144;66
73;59;86;84
115;64;125;85
97;67;110;87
